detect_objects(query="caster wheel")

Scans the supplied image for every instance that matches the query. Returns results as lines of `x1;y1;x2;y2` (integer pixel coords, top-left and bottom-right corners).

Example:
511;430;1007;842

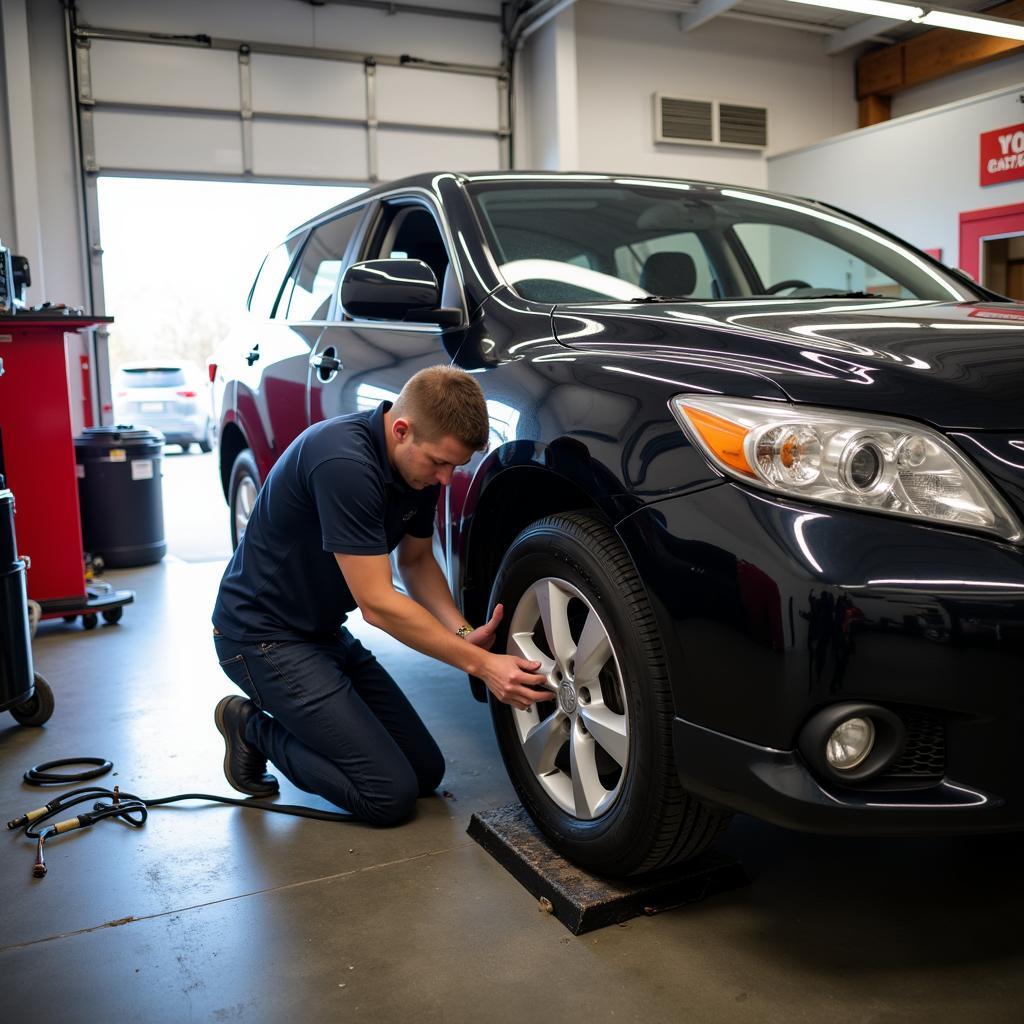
10;673;55;727
63;615;77;624
82;613;98;630
102;607;123;625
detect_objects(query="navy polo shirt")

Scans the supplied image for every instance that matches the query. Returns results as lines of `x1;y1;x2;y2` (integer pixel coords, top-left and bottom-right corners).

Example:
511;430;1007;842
213;402;440;641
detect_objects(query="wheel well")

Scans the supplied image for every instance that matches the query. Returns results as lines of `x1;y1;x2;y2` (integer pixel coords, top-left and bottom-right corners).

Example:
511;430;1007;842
461;466;602;629
218;422;248;501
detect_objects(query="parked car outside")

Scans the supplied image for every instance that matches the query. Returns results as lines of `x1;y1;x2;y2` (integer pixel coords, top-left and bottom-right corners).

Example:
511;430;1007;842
216;171;1024;877
115;361;216;453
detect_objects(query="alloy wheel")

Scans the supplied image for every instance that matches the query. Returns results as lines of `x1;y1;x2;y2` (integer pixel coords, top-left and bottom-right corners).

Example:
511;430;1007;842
506;577;629;820
234;476;258;540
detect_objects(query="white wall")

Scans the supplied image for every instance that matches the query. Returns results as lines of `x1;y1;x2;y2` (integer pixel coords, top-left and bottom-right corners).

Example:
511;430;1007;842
0;20;15;253
0;0;87;308
572;1;858;187
27;0;89;309
515;8;580;170
767;85;1024;267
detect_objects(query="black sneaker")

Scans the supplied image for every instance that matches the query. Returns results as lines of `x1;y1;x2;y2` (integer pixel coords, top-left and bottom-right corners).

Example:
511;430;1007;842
214;696;279;797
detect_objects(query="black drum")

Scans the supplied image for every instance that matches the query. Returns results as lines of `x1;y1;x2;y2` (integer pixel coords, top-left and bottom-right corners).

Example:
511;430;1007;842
75;426;167;568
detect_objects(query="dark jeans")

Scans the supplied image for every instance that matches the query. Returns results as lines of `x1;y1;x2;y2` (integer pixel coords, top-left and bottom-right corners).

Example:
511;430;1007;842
213;628;445;826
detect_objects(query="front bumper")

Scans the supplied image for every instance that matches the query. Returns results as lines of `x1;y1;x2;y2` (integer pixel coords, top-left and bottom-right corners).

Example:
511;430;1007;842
617;481;1024;834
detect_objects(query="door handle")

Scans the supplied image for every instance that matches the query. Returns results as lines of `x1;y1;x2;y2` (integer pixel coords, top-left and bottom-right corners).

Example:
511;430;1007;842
310;353;343;373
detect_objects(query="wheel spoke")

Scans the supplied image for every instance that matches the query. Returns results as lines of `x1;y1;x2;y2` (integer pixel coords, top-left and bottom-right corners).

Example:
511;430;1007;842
579;704;628;768
508;631;557;689
574;608;611;682
522;711;568;775
570;727;606;820
536;580;575;666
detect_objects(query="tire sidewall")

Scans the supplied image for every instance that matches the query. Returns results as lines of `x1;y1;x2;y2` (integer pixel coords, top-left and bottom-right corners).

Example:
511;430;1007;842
228;449;260;550
489;517;671;872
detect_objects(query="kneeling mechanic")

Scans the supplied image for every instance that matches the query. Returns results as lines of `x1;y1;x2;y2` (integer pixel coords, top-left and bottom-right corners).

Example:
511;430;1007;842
211;366;552;825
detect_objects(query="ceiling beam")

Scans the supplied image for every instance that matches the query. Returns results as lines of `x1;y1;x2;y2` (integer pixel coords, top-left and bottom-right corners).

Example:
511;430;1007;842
677;0;741;32
825;15;903;54
857;0;1024;117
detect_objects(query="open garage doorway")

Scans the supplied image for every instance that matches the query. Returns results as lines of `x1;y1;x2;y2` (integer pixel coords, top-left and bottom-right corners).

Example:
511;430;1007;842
959;201;1024;297
97;177;363;561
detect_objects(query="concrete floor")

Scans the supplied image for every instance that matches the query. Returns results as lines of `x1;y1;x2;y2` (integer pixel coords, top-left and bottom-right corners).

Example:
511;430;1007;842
4;554;1024;1021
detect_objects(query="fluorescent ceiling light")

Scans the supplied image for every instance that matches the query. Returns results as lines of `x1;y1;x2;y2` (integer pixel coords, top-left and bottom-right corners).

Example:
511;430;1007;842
918;8;1024;39
785;0;1024;40
783;0;921;20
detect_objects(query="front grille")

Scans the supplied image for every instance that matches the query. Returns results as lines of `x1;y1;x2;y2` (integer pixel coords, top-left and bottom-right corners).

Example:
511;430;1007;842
879;709;946;781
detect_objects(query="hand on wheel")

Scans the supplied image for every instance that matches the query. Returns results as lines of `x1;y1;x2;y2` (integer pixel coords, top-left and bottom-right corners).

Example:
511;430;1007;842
480;652;553;711
464;603;504;650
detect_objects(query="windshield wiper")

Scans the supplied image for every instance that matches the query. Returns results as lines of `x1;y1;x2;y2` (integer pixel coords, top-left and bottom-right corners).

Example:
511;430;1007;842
626;295;691;303
811;291;888;299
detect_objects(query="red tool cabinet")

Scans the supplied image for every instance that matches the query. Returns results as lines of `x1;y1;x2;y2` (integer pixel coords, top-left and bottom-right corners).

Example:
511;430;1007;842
0;316;115;614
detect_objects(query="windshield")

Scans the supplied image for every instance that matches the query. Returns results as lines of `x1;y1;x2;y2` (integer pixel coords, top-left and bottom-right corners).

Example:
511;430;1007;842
119;367;187;388
467;180;971;304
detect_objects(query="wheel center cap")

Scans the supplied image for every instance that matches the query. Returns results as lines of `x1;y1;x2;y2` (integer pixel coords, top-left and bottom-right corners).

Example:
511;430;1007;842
557;681;578;715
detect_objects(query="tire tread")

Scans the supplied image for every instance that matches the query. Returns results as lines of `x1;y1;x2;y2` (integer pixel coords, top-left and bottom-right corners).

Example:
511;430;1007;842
512;511;729;875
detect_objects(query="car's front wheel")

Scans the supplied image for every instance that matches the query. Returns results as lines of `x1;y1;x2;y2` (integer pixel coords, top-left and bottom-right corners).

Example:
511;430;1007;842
488;512;729;877
228;448;260;549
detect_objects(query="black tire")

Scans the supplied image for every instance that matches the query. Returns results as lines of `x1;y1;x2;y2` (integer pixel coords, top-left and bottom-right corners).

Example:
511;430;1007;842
11;673;55;727
82;613;98;630
488;512;729;877
62;615;77;624
198;420;215;454
102;606;123;624
228;448;261;550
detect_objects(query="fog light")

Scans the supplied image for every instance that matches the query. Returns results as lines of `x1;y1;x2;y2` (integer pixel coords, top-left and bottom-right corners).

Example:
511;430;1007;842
825;717;875;771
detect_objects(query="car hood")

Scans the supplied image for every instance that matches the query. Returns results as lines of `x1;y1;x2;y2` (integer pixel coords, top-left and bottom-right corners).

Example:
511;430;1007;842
551;299;1024;431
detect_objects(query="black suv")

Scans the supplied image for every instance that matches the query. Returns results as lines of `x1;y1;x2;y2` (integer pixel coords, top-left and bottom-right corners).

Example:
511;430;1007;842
217;171;1024;876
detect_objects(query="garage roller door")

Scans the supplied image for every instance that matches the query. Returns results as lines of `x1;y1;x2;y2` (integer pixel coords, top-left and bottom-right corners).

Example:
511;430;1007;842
76;31;508;182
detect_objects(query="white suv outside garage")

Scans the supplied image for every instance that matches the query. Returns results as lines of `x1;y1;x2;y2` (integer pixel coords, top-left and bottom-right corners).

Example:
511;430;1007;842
113;362;215;453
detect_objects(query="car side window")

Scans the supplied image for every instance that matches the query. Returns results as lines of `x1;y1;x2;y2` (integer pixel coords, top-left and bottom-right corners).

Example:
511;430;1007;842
366;201;460;315
248;243;293;318
282;209;364;321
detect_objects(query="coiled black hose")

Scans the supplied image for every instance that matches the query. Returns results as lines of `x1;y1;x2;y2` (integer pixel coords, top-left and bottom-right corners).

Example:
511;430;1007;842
8;758;355;878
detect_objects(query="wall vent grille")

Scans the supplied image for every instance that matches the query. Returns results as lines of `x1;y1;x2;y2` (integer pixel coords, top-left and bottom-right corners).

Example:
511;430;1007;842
719;103;768;148
654;94;767;151
658;97;713;143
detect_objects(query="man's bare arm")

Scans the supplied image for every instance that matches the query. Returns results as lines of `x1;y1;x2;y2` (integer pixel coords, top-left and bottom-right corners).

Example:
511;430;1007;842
395;534;466;631
335;552;552;710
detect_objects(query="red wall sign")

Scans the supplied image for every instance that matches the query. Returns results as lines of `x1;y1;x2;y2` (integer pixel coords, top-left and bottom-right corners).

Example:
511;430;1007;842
981;123;1024;186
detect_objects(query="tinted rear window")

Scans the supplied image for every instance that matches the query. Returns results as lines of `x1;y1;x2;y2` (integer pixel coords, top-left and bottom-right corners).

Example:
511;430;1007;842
120;368;186;388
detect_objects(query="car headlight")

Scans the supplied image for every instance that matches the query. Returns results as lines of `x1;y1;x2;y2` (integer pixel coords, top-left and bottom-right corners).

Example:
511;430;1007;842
670;395;1022;542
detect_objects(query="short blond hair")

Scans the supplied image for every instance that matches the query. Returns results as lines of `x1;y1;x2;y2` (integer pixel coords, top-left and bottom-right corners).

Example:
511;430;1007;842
391;365;490;451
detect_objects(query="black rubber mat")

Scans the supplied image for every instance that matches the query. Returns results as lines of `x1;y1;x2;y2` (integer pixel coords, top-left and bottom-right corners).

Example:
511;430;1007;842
467;803;749;934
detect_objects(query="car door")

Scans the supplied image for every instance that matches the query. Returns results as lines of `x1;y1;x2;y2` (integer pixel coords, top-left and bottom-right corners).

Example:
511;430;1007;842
250;206;367;455
308;195;465;426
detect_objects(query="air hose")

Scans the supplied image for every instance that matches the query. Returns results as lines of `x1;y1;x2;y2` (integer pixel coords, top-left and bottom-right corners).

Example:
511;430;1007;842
7;758;354;878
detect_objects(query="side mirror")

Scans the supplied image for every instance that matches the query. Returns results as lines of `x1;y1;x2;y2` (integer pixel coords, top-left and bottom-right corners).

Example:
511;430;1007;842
341;259;457;323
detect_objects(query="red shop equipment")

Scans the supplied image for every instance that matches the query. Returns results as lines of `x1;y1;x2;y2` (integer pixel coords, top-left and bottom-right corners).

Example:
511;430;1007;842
0;314;133;630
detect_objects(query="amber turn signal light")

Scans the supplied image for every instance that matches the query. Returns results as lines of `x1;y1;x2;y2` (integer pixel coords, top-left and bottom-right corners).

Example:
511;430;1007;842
678;405;754;477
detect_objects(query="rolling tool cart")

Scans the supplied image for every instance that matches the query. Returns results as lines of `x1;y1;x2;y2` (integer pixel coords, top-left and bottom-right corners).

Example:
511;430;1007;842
0;475;53;726
0;311;133;629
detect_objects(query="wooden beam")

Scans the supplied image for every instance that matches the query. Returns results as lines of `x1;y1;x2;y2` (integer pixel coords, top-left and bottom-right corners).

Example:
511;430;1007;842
857;0;1024;102
858;93;892;127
